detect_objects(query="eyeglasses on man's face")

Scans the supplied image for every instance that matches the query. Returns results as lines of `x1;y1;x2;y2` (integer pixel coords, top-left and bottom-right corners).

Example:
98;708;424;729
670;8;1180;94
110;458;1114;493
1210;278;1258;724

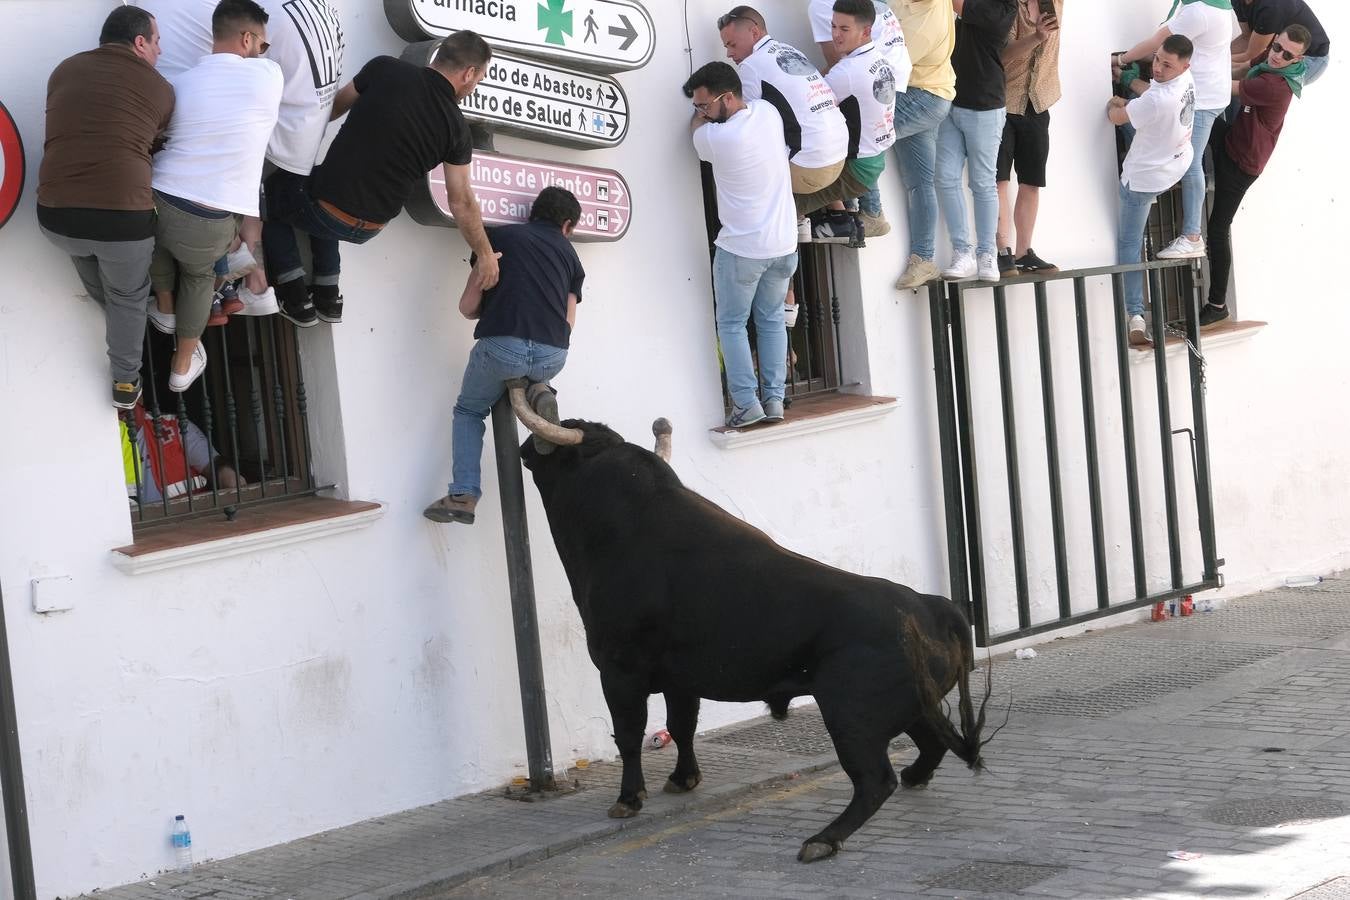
692;91;731;112
242;30;271;53
1268;40;1301;61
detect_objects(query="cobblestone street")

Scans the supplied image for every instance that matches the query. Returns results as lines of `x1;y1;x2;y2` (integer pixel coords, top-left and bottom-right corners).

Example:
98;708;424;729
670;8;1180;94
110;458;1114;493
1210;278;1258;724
93;579;1350;900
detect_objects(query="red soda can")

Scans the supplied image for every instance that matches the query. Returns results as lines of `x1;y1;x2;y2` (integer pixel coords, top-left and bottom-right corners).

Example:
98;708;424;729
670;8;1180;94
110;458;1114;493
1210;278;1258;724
647;729;672;750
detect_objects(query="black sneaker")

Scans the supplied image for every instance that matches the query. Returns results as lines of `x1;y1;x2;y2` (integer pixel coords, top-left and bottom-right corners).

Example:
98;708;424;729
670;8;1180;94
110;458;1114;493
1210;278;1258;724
812;212;855;241
1015;248;1059;273
997;248;1017;277
311;284;343;324
1198;302;1229;328
112;379;141;410
276;279;318;328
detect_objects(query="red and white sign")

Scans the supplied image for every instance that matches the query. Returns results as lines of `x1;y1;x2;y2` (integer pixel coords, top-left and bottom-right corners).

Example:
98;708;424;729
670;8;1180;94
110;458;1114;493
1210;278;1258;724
0;101;24;231
415;151;631;242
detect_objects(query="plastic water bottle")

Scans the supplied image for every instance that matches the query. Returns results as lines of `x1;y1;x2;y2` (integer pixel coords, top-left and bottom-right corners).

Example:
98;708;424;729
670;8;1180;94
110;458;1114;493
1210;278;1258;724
1284;575;1323;588
172;815;193;873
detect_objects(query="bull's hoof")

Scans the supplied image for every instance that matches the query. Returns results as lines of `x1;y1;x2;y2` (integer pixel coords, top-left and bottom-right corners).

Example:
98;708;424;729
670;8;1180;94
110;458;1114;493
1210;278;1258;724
662;772;703;794
900;766;932;788
797;839;838;863
607;800;642;819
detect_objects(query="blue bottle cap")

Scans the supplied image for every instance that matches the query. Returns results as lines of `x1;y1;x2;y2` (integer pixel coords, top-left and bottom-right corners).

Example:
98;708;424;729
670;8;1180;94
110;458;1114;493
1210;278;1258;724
175;815;185;820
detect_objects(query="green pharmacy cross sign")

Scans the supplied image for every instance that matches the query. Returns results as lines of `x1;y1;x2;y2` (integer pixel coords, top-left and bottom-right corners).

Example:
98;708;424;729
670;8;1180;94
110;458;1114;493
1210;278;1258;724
385;0;654;72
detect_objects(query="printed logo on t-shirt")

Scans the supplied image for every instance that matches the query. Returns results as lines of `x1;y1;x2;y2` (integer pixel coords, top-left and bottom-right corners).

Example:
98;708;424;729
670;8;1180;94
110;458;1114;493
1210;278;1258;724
282;0;344;92
872;63;896;105
1180;87;1195;128
772;46;817;77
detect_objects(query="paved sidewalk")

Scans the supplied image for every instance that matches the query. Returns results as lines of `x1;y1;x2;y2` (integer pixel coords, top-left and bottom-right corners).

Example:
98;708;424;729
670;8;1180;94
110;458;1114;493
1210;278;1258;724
90;578;1350;900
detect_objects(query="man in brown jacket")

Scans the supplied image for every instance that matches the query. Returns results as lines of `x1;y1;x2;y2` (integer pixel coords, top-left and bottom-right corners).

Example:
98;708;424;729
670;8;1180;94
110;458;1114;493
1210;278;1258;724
37;5;174;409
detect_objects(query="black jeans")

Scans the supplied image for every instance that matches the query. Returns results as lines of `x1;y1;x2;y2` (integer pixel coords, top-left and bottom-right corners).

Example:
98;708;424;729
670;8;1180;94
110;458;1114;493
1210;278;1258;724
1205;128;1259;308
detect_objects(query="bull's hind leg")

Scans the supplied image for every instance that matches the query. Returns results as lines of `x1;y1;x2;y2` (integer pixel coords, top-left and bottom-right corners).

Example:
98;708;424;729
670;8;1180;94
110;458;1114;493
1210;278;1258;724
798;697;899;863
662;691;703;794
600;671;649;818
900;717;949;788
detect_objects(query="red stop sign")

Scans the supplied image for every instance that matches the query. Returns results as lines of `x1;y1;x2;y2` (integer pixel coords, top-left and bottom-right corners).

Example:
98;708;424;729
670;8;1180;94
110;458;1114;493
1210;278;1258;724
0;100;25;231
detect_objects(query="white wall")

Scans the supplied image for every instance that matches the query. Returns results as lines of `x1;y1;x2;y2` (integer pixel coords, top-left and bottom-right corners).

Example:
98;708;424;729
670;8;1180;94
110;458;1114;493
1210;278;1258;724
0;1;1344;894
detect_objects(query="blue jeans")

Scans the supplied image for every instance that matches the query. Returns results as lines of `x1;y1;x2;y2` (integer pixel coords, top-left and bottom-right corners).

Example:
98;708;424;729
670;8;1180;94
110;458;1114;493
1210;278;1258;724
1117;181;1159;316
862;88;952;257
262;169;368;286
450;337;567;498
936;105;1007;257
1303;54;1328;85
1180;107;1222;237
712;247;796;412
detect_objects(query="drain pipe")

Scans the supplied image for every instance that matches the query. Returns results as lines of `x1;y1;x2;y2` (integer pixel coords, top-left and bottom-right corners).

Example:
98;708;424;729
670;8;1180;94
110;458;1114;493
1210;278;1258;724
0;584;37;899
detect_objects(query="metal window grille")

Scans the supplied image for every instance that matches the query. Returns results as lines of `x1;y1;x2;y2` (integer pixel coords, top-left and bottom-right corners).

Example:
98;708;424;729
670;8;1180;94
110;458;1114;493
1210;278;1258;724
122;316;326;530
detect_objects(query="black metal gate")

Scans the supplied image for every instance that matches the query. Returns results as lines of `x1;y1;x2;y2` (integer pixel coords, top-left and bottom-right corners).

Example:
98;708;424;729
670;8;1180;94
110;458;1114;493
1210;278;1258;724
928;260;1221;647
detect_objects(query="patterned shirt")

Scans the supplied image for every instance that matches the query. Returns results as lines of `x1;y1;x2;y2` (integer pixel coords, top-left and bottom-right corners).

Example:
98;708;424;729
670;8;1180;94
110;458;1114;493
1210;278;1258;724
1003;0;1063;115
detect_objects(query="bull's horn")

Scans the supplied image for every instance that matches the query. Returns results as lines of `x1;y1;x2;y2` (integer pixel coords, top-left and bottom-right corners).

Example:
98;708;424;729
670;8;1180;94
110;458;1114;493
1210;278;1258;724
652;418;672;462
506;380;583;446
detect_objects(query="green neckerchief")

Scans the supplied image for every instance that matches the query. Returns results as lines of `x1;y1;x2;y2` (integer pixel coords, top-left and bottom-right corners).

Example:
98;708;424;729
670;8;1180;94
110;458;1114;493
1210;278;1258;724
1163;0;1232;21
1247;59;1307;98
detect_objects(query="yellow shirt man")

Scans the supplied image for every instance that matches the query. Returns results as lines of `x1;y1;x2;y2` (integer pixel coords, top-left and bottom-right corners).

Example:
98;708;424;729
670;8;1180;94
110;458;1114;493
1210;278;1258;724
893;0;956;101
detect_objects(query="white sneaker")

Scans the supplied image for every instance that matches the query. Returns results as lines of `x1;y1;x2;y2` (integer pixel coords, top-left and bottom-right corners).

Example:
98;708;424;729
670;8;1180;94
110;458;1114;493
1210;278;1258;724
797;217;812;243
221;245;258;280
236;283;279;316
976;252;1000;282
1156;235;1205;259
148;306;176;335
783;304;799;328
1127;314;1151;346
941;250;977;280
169;343;208;392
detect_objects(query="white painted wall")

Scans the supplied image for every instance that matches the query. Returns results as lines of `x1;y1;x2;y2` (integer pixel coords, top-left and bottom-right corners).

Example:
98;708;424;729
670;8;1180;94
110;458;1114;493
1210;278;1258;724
0;0;1343;894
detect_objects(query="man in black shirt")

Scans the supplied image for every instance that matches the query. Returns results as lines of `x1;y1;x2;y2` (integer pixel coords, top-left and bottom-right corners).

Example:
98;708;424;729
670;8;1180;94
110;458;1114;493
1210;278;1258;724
261;31;499;326
1232;0;1329;85
935;0;1017;283
424;187;585;525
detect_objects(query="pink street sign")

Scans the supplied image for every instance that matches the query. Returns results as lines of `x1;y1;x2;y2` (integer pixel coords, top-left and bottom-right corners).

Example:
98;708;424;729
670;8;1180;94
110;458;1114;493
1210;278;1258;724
409;151;631;242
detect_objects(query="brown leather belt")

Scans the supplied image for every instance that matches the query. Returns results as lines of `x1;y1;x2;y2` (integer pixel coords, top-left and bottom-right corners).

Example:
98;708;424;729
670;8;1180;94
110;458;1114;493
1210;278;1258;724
318;199;385;231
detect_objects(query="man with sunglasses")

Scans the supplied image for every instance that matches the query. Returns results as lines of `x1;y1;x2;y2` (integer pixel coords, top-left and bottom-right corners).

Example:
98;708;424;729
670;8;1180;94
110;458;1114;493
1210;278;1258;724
1200;24;1311;327
1232;0;1329;86
262;31;499;326
144;0;282;392
683;61;797;428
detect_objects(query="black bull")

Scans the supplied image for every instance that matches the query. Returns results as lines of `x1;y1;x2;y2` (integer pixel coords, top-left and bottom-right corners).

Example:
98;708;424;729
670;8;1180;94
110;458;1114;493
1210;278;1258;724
521;420;991;862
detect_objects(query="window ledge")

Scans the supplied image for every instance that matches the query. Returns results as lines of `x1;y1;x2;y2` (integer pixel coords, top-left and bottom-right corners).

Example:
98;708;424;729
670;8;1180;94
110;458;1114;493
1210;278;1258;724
708;393;897;450
1130;319;1266;365
111;496;385;575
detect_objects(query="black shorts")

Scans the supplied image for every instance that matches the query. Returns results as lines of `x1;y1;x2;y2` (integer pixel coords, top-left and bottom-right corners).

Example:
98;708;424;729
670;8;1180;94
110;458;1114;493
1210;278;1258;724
996;102;1050;187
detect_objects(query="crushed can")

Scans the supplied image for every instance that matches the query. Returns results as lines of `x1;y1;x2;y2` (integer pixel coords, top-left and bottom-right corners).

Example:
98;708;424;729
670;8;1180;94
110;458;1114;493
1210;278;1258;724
646;729;672;750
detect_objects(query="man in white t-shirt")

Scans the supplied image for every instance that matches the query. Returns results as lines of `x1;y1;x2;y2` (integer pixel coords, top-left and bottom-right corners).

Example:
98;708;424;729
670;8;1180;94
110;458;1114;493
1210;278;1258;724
797;1;898;236
1107;34;1196;345
810;0;912;86
683;61;798;428
257;0;345;320
1115;0;1235;259
717;8;848;216
148;0;283;392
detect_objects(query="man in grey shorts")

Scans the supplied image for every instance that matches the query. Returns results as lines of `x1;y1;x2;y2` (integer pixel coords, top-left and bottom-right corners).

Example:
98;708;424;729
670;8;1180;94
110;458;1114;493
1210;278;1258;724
36;5;174;409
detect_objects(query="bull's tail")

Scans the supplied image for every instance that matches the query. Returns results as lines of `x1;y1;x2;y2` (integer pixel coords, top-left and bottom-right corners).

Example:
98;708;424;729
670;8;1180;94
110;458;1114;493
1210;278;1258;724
902;612;993;772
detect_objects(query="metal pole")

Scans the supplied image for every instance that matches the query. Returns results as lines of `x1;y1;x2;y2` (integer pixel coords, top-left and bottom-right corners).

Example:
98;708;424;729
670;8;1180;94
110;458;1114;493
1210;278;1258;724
490;397;556;792
0;584;38;900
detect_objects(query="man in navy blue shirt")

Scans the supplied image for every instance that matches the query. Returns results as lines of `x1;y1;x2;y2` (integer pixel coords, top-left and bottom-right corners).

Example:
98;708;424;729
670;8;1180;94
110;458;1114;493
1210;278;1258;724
424;186;585;525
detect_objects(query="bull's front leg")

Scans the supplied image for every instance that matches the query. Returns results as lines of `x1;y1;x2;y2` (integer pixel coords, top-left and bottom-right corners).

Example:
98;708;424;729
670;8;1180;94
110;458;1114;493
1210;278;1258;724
661;691;702;794
600;671;649;818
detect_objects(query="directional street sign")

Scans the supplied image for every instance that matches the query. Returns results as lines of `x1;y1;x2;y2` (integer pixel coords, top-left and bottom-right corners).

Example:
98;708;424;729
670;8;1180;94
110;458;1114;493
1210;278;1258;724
385;0;655;73
401;42;628;149
406;151;631;242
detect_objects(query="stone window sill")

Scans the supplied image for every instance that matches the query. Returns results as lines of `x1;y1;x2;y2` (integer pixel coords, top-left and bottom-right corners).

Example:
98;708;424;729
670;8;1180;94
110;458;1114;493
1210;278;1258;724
111;495;385;575
708;392;897;450
1129;319;1266;365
